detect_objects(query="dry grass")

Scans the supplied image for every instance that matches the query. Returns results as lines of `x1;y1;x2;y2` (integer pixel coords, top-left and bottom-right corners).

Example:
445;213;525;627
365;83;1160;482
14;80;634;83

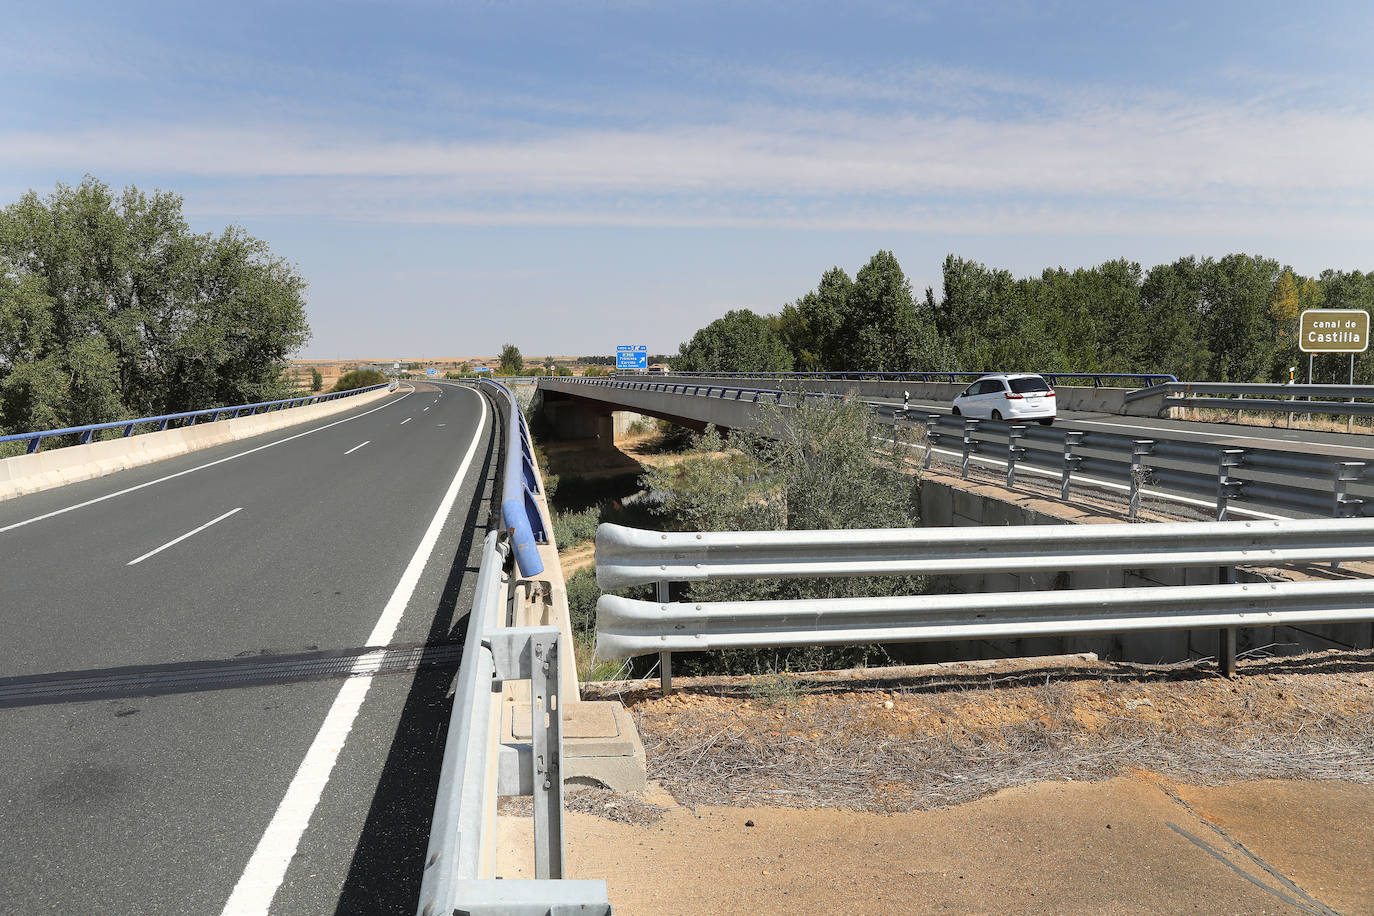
587;650;1374;812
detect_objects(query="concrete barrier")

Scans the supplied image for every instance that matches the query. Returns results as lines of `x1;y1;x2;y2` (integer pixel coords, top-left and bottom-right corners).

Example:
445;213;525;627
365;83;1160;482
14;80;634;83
0;386;394;502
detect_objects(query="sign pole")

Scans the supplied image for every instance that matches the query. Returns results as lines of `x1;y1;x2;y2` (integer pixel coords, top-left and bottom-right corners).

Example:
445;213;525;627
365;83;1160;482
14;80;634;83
1350;353;1356;433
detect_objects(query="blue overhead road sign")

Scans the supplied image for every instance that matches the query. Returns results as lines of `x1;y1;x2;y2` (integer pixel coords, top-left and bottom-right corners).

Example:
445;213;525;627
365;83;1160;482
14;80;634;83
617;345;648;370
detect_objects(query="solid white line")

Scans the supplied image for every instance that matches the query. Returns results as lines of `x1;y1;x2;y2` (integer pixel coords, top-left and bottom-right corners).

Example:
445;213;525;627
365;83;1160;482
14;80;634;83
127;508;242;566
220;387;488;916
0;390;412;537
401;417;412;425
343;440;370;456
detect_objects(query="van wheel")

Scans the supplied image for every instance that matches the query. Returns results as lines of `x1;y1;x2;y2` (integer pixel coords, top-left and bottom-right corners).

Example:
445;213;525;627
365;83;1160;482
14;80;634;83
991;410;1002;421
1039;418;1054;426
952;406;961;417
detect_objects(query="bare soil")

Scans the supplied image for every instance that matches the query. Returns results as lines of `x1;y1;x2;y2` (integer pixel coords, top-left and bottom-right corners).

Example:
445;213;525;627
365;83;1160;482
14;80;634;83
585;651;1374;813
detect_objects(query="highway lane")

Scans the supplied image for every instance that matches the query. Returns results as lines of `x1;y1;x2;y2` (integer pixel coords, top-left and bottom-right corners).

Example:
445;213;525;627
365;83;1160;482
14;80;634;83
0;381;498;913
871;394;1374;458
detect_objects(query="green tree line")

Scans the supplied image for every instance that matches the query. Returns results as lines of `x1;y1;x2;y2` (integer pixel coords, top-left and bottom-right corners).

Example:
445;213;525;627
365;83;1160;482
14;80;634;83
673;250;1374;384
0;177;311;439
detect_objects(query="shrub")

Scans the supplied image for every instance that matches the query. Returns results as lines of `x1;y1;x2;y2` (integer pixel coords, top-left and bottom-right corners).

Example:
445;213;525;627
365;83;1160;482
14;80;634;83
331;369;386;392
553;505;601;548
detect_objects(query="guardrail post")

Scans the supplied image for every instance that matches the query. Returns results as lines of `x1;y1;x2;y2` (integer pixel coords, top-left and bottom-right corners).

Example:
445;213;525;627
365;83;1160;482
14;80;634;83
1216;449;1245;521
489;625;566;880
1333;461;1366;519
960;419;980;479
1129;440;1155;521
1060;431;1084;500
923;415;942;470
1219;564;1239;678
657;581;673;695
1006;425;1026;488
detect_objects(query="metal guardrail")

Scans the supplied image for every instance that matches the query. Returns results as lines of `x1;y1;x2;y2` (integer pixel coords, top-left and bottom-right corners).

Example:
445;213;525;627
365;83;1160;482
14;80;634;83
418;531;610;916
0;383;391;454
1130;382;1374;419
617;369;1179;387
911;412;1373;520
558;376;847;404
596;517;1374;587
593;520;1374;678
544;376;1374;519
480;378;548;578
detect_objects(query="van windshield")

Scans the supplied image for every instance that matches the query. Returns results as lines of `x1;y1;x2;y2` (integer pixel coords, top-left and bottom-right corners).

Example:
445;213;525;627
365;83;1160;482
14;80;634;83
1009;377;1050;393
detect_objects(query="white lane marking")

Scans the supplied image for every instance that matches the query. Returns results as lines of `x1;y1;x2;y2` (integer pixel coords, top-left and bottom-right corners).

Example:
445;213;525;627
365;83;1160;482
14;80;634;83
220;387;488;915
0;390;413;537
423;406;430;411
127;508;242;566
344;440;370;456
401;417;412;425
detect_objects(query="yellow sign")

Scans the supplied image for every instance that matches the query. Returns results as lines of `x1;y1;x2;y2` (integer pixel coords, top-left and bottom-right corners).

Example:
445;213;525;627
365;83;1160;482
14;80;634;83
1299;309;1369;353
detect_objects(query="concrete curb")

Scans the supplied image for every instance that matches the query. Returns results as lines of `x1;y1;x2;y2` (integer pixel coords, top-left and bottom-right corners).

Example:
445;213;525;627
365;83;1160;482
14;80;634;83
0;386;393;502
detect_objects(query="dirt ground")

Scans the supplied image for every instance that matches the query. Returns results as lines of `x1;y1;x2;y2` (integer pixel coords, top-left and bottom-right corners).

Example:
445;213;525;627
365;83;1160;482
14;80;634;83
498;652;1374;914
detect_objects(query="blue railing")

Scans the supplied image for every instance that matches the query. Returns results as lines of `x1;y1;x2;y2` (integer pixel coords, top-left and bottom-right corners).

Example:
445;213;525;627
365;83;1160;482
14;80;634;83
0;384;392;455
622;370;1179;387
479;378;547;578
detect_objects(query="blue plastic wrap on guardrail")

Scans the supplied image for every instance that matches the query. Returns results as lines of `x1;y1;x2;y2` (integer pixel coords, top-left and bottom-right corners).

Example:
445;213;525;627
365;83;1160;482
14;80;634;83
479;378;547;578
0;383;391;454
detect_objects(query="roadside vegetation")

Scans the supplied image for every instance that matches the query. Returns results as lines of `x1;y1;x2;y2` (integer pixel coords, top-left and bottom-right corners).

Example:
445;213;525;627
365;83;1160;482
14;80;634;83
672;249;1374;385
330;368;386;392
0;177;310;451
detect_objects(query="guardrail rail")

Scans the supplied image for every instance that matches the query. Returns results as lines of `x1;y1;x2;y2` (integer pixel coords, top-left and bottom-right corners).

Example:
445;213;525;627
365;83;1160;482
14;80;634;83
594;518;1374;680
0;383;391;454
417;380;611;915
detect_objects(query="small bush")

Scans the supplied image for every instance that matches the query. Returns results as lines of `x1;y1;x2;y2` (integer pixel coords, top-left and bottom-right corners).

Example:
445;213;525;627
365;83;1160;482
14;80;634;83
553;505;601;548
331;369;386;392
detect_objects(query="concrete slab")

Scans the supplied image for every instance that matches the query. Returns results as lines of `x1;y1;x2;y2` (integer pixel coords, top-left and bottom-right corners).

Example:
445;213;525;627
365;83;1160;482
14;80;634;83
501;698;647;792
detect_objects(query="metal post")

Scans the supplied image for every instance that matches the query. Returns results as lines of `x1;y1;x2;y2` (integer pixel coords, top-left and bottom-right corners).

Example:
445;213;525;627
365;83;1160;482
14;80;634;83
1349;354;1356;433
1060;431;1084;501
1129;440;1155;521
1216;449;1244;521
960;419;979;479
1219;565;1237;678
923;415;941;470
529;630;564;880
1333;461;1366;518
1006;425;1026;488
657;581;672;695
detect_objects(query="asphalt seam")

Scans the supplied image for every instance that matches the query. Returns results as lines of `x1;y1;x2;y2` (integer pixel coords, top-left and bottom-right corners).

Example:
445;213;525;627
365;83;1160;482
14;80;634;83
1155;784;1345;916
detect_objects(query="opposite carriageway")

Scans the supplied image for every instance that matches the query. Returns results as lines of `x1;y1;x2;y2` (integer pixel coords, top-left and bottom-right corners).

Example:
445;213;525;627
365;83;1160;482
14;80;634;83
538;374;1374;520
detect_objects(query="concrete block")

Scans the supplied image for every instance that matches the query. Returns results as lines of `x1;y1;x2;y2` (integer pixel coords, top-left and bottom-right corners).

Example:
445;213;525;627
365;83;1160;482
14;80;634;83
502;698;647;793
0;387;390;502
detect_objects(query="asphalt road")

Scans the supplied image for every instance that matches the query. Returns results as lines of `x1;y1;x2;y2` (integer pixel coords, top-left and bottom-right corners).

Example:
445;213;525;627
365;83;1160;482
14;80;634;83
0;381;496;914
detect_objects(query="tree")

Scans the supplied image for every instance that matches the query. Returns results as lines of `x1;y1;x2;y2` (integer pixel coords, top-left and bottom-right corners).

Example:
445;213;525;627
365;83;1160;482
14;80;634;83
673;309;793;373
310;368;323;392
0;177;310;437
499;343;523;374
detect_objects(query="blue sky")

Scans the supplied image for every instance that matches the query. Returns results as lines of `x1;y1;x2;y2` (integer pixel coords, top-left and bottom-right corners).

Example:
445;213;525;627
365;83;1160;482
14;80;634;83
4;0;1373;359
